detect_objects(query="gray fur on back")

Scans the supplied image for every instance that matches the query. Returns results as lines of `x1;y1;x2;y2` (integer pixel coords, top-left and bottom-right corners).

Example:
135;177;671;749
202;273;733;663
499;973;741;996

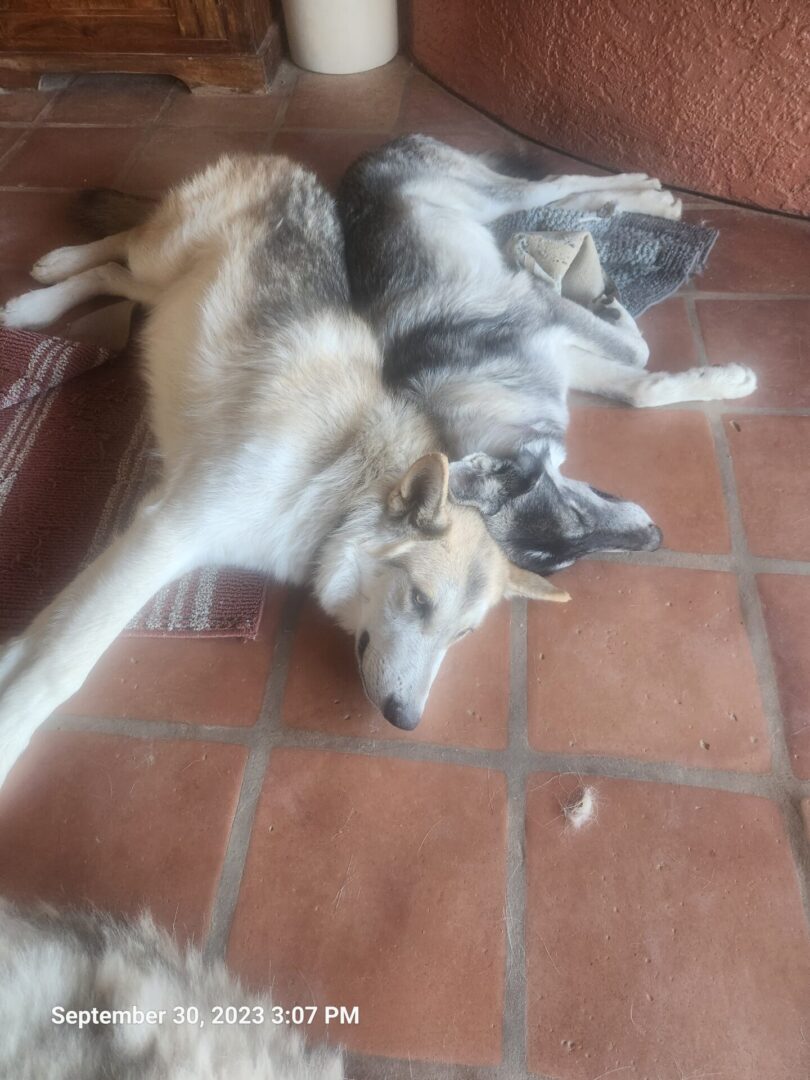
339;136;571;458
338;136;662;573
249;164;349;332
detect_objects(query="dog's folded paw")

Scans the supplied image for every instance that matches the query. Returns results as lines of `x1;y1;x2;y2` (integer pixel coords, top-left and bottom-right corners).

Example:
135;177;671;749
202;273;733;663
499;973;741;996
0;289;53;329
709;362;757;399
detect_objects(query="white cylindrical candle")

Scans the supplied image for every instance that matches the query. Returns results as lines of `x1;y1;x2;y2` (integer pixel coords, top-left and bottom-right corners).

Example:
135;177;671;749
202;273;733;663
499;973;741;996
282;0;399;75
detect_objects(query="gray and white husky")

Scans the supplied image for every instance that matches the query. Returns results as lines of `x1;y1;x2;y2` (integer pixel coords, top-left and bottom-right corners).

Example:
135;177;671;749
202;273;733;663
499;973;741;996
0;153;568;774
0;899;342;1079
339;135;757;574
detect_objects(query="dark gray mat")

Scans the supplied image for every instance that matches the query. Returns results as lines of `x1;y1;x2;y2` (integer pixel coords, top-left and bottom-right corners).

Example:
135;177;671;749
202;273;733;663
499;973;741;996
493;208;718;317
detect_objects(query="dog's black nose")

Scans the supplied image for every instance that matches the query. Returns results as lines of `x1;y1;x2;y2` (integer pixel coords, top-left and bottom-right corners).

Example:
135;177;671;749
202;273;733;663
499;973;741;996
382;695;420;731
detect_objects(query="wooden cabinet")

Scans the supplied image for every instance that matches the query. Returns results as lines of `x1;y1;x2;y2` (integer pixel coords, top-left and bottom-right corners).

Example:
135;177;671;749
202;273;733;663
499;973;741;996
0;0;282;93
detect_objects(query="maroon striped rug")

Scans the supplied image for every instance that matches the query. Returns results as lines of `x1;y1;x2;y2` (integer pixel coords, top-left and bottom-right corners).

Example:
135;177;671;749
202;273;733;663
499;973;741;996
0;327;265;638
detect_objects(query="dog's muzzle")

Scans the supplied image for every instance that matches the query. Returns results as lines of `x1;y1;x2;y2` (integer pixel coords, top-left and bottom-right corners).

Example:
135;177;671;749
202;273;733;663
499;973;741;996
382;695;421;731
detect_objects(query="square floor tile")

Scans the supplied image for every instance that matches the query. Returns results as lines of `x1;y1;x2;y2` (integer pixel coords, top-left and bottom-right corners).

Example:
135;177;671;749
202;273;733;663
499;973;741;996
727;415;810;560
525;776;810;1079
0;126;143;187
757;574;810;778
565;407;729;553
527;562;768;770
122;127;272;192
397;72;505;135
0;191;87;267
271;131;388;190
283;57;409;131
0;90;52;122
227;748;507;1065
282;599;510;749
698;298;810;408
514;141;610;179
688;209;810;294
45;74;176;125
161;90;284;130
637;297;699;373
58;588;283;726
0;731;246;943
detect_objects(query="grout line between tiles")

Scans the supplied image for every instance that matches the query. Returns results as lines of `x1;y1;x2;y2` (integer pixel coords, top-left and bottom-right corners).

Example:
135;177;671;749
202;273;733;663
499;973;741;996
278;124;406;136
8;119;175;130
31;86;65;125
692;291;810;301
387;59;415;134
50;707;810;799
501;598;529;1076
689;286;810;929
591;548;810;578
51;714;257;746
569;393;810;418
588;548;733;571
202;590;303;962
342;1051;537;1080
111;86;185;188
0;130;29;169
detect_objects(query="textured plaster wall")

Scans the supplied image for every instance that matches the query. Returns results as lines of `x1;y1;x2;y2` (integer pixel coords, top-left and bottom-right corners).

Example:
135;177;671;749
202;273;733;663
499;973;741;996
408;0;810;215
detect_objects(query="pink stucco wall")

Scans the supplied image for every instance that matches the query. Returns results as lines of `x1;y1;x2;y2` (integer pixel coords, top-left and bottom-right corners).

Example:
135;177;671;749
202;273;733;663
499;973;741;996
407;0;810;215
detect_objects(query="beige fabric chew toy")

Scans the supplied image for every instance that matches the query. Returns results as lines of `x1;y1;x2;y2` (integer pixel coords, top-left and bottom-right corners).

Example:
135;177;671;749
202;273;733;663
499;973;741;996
507;229;611;307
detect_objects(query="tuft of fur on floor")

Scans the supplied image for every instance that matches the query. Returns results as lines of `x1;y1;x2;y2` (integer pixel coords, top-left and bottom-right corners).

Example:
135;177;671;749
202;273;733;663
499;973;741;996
563;785;597;829
0;899;343;1080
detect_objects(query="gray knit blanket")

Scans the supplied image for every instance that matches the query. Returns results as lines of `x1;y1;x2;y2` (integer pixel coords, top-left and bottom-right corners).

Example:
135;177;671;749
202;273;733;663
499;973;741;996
492;208;718;317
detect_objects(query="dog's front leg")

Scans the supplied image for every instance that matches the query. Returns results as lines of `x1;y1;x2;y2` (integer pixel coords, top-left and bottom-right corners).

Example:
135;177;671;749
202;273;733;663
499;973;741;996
0;497;200;788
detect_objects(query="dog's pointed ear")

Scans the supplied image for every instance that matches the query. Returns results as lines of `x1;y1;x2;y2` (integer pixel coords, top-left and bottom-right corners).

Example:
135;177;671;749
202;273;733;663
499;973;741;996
388;453;450;534
504;564;570;603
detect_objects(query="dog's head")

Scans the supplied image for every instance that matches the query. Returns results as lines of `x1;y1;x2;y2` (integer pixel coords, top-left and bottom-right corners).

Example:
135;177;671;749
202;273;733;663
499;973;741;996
449;451;662;574
349;453;568;730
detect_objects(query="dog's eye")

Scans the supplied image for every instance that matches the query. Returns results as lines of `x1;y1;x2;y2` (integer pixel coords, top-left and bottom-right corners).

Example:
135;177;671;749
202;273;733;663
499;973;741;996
411;587;432;613
455;628;472;641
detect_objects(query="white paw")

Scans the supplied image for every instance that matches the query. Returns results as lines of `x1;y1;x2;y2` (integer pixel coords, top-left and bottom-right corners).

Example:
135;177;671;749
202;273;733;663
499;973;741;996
701;362;757;399
633;188;682;220
614;173;662;190
634;363;757;407
31;246;83;285
1;288;58;329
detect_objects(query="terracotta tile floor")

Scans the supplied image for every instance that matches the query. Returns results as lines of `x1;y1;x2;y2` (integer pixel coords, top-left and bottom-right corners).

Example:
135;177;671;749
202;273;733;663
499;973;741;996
1;60;809;1080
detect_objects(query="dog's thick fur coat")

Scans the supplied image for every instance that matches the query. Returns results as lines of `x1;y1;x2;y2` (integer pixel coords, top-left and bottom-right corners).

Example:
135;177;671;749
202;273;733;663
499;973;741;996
0;153;567;775
339;136;757;573
0;900;342;1080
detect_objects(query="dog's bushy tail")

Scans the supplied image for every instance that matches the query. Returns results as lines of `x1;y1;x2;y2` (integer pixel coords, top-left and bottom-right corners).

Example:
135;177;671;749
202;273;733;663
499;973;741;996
74;189;156;237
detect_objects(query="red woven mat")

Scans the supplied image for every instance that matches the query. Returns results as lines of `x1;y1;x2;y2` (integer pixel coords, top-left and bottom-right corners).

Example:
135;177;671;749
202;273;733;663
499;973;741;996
0;326;265;638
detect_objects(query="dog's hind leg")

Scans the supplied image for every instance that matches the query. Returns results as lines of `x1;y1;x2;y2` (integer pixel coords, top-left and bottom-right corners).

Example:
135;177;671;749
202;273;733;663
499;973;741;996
0;494;200;788
409;167;668;224
1;262;158;329
547;186;682;220
553;293;650;369
568;350;757;406
31;231;132;285
557;295;756;404
403;140;668;223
